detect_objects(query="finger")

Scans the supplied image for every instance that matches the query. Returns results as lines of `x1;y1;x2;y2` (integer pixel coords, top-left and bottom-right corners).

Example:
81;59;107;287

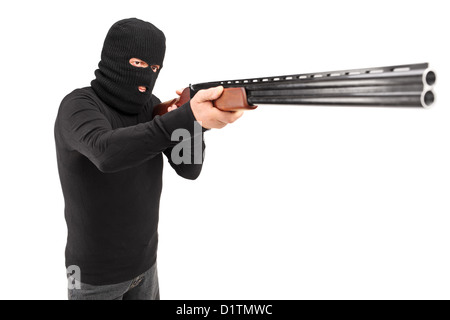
231;111;244;122
176;88;184;96
214;119;228;129
196;86;224;102
216;109;244;124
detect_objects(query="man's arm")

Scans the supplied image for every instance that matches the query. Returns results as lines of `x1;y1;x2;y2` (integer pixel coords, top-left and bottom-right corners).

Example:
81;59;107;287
163;131;206;180
152;94;206;180
57;86;242;174
57;94;198;173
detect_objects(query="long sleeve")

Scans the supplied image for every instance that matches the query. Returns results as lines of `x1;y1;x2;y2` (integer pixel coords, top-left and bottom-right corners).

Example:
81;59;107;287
151;95;207;180
56;93;198;173
163;130;206;180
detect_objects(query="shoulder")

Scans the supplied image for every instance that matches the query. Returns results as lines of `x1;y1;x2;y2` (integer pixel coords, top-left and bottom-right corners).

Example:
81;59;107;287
57;87;104;118
140;94;162;121
151;94;162;105
60;87;101;108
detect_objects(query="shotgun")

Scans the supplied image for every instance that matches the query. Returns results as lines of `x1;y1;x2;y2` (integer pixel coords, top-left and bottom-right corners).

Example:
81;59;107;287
153;63;436;117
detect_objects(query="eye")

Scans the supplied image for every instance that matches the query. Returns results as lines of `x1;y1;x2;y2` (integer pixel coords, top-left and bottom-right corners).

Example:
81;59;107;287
151;65;159;73
129;58;149;68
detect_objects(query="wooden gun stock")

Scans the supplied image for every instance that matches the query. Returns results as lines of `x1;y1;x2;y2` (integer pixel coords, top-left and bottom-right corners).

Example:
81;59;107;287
152;87;258;117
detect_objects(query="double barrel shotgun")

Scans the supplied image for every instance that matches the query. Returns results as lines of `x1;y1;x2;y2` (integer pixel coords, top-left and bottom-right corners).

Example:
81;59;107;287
153;63;436;117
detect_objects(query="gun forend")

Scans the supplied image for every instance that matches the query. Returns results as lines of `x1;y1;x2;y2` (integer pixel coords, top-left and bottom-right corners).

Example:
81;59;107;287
152;87;257;117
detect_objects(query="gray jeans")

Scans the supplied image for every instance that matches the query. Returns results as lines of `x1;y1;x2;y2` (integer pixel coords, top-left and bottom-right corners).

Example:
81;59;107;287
68;262;160;300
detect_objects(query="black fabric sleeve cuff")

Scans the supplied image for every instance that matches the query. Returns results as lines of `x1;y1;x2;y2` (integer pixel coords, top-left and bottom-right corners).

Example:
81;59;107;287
158;101;197;135
159;101;210;134
182;101;210;132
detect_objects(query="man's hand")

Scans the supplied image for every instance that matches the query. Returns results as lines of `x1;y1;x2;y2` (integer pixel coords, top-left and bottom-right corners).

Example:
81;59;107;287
167;89;184;113
190;86;244;129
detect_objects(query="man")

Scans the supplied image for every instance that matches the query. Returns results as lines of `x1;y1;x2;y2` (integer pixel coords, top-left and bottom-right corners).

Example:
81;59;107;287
54;18;243;300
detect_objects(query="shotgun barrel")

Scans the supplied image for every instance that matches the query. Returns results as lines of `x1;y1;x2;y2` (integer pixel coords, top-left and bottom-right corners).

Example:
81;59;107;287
191;63;436;108
152;63;436;117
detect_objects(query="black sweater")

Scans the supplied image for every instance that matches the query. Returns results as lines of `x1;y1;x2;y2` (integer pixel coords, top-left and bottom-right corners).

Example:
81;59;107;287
54;87;204;285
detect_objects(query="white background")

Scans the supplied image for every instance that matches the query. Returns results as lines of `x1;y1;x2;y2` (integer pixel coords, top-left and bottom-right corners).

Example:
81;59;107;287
0;0;448;300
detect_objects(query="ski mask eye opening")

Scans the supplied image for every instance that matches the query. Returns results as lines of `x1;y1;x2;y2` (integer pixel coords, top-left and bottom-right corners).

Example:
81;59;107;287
150;65;160;73
129;58;149;68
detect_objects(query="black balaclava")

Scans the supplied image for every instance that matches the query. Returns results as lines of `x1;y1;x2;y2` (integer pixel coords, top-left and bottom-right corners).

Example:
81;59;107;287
91;18;166;114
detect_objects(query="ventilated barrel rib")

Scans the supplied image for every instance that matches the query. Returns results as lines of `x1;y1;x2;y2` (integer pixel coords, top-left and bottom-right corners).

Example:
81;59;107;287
191;63;436;108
